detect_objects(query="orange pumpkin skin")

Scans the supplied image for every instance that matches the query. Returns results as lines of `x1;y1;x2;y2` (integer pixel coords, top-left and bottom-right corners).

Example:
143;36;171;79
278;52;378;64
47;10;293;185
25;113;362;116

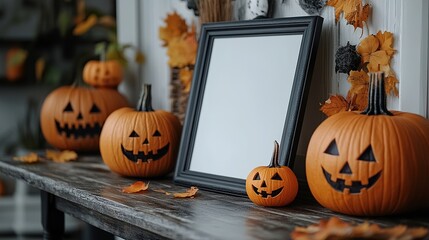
99;85;182;178
246;142;298;207
40;86;129;152
306;109;429;216
83;60;123;88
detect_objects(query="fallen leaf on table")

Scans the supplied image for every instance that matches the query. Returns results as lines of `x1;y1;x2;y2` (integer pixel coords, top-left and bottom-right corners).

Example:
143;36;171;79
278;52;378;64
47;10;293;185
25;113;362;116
122;181;149;194
13;152;40;163
291;217;428;240
173;186;199;198
45;150;78;163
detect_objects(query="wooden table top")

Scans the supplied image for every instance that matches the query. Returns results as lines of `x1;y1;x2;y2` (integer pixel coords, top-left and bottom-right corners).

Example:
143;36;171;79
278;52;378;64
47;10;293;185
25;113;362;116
0;155;428;240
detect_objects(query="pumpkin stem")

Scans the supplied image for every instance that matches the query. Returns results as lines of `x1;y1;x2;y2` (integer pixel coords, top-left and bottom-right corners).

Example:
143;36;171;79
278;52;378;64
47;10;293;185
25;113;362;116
137;84;154;112
361;72;393;116
269;140;281;168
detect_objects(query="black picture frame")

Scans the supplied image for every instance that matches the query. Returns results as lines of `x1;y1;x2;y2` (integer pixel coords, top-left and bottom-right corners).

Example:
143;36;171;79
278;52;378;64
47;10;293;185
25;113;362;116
174;16;323;196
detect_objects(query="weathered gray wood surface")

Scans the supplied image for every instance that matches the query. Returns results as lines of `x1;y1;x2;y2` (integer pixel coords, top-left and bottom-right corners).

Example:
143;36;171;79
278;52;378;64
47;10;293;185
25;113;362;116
0;155;428;240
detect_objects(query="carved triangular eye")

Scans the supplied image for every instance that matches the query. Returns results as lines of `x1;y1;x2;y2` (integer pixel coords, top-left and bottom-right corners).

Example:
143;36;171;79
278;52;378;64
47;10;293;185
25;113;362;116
89;104;100;113
271;173;282;180
358;146;376;162
153;130;161;137
129;130;139;137
63;102;73;112
324;139;339;156
253;173;260;180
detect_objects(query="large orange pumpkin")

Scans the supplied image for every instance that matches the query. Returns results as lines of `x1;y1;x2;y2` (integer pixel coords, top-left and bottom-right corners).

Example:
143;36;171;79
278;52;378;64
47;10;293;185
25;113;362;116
100;84;182;177
246;141;298;207
82;60;123;88
306;72;429;216
40;85;129;152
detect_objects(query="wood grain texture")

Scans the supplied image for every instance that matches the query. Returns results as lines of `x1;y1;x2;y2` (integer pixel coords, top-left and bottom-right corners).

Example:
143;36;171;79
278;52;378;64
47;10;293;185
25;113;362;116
0;156;428;240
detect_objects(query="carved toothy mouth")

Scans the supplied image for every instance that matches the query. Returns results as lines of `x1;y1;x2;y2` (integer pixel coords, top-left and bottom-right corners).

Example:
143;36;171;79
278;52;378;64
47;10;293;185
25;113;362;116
55;120;102;139
121;143;170;163
252;185;284;198
322;167;381;194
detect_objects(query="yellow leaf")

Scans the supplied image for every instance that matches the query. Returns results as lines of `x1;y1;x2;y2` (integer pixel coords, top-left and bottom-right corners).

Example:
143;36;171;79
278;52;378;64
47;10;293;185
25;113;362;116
122;181;149;193
348;70;369;95
385;75;399;97
357;35;380;63
159;12;188;46
167;33;198;68
13;152;40;163
367;50;390;72
46;150;78;163
376;31;395;56
327;0;370;30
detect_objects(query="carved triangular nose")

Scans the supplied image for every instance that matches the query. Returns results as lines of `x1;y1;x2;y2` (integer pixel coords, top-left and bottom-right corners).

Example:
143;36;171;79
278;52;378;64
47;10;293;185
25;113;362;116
77;112;83;120
142;138;149;144
261;181;267;188
340;162;352;174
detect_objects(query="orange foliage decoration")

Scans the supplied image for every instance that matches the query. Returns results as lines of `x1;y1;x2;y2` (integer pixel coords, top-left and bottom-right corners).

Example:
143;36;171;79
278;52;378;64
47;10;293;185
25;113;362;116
321;31;399;116
327;0;371;32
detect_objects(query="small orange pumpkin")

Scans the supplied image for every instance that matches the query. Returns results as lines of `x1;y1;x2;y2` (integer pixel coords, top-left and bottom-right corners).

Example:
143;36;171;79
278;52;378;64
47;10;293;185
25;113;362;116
40;84;129;152
100;84;182;177
246;141;298;207
83;60;123;88
306;72;429;216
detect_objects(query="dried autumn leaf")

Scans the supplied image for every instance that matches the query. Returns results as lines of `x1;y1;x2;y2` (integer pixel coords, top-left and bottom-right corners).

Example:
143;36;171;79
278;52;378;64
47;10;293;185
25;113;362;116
320;95;350;117
173;186;199;198
376;31;395;56
327;0;370;31
167;33;198;68
13;152;40;163
122;181;149;193
357;35;380;63
159;12;188;46
291;217;429;240
385;75;399;96
179;67;193;93
46;150;78;163
348;69;369;95
367;50;390;72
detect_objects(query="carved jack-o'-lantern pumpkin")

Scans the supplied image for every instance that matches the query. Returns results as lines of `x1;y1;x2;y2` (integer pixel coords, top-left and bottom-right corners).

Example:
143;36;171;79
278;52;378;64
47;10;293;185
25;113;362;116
100;84;182;177
83;60;123;88
306;72;429;216
246;141;298;207
40;85;129;152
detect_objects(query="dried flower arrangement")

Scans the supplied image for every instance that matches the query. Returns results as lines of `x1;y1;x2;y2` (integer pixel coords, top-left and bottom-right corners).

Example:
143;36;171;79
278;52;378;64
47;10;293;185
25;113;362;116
318;0;399;117
159;12;198;122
